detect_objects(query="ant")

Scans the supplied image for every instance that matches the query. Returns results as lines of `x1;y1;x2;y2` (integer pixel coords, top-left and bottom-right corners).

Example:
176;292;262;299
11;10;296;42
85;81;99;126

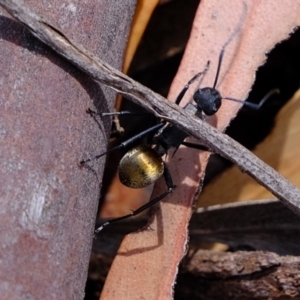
81;5;278;233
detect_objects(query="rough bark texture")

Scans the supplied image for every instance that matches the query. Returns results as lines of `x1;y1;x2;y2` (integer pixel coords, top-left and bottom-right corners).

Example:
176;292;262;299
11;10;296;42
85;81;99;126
184;250;281;278
177;250;300;299
0;1;135;299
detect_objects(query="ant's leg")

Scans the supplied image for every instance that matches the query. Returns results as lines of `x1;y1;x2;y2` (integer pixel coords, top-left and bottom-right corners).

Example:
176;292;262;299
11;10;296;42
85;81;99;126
94;191;171;233
222;89;280;110
86;108;155;135
95;162;174;233
175;61;210;105
80;122;165;164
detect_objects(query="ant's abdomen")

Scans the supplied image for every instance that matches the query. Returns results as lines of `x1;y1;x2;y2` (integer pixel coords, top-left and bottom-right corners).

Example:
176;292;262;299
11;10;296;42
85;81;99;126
118;145;164;188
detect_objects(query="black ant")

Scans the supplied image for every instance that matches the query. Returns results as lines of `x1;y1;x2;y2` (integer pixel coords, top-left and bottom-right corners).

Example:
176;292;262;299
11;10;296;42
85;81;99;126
81;5;278;233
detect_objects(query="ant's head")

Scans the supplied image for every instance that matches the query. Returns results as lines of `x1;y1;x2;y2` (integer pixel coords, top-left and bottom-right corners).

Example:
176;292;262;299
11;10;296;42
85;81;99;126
193;87;222;116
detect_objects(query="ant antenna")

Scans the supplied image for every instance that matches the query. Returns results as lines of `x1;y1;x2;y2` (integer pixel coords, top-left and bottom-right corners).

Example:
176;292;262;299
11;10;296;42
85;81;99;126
80;122;165;165
213;3;247;89
223;88;280;109
175;61;210;106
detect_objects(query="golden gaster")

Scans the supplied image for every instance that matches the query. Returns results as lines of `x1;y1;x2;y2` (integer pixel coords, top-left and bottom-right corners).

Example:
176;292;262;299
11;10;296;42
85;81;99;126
118;145;164;189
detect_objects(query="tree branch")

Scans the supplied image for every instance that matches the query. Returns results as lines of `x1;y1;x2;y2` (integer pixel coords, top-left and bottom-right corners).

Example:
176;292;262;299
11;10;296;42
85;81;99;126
177;250;300;299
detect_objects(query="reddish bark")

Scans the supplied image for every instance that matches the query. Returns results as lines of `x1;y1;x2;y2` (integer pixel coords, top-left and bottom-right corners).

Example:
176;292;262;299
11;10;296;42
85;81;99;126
177;250;300;299
0;1;135;299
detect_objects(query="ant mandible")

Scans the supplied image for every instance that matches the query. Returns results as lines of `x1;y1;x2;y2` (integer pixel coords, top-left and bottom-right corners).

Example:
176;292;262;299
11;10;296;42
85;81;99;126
81;4;278;233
